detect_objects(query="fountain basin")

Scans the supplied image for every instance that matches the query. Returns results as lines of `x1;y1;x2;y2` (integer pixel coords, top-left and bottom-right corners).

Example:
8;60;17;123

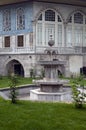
30;88;72;102
33;79;69;92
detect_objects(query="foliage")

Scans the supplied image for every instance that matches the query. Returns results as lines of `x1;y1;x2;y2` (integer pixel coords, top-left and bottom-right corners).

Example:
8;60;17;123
40;68;45;78
30;69;36;78
9;75;19;104
58;74;65;79
70;75;86;108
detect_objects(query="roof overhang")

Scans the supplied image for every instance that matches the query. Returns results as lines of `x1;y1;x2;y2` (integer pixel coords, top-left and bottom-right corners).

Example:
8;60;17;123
0;0;28;6
0;0;86;7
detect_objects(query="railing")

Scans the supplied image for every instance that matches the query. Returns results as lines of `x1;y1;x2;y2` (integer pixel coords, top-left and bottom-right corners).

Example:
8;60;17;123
0;46;35;54
14;46;34;53
35;46;84;54
0;46;85;54
0;48;12;52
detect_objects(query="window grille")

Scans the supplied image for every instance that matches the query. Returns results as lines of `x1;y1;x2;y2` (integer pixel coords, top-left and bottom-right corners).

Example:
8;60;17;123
67;12;85;47
3;10;11;31
45;10;55;21
4;36;10;47
17;35;24;47
74;12;83;24
17;8;25;30
37;9;63;46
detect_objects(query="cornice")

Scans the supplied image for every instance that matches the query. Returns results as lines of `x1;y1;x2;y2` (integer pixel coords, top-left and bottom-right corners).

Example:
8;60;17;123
0;0;86;7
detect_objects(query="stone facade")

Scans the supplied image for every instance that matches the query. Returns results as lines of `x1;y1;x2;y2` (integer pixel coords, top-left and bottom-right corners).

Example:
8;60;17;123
0;1;86;77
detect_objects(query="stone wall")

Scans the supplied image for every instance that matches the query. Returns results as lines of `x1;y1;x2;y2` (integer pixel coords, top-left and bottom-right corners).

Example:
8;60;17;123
0;54;35;77
0;1;85;77
0;53;84;77
69;55;83;76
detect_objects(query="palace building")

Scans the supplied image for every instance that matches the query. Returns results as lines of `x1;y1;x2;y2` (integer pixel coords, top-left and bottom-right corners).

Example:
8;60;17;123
0;0;86;77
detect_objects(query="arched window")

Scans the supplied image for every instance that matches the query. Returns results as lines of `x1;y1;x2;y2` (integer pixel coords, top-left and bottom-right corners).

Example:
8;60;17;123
36;9;63;47
74;12;83;24
45;10;55;21
17;8;25;30
3;9;11;31
67;12;85;47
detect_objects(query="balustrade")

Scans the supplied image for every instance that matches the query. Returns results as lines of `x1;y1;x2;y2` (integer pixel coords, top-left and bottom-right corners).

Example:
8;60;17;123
0;46;35;54
0;46;84;54
35;46;83;54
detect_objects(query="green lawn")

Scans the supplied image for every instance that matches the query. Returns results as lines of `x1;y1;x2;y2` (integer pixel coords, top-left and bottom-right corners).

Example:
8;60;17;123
0;76;86;88
0;98;86;130
0;77;33;88
60;76;86;87
0;76;86;130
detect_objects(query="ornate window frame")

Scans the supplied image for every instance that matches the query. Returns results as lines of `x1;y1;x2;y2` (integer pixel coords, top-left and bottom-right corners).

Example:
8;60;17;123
35;9;64;47
17;35;24;47
3;9;11;31
67;11;86;47
4;36;10;47
16;7;25;30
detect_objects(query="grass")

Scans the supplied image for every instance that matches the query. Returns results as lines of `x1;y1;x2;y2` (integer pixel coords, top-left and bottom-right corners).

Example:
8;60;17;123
0;98;86;130
60;75;86;87
0;76;86;130
0;76;33;88
0;76;86;89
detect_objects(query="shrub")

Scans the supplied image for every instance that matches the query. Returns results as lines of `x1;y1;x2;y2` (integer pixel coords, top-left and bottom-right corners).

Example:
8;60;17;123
70;75;86;108
30;69;36;78
9;74;19;104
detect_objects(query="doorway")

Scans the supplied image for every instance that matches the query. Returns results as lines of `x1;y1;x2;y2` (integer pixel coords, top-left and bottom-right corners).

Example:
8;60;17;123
7;60;24;77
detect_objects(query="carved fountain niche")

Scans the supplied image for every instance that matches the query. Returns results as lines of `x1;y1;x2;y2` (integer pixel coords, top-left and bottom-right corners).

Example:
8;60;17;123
30;39;72;102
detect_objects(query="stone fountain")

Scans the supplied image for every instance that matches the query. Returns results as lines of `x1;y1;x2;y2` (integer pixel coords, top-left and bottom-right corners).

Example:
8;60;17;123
30;40;72;102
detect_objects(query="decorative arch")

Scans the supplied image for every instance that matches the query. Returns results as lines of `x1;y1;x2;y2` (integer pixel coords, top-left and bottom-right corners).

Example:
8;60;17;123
34;7;64;22
35;8;64;47
66;9;86;47
66;9;86;23
5;59;25;77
